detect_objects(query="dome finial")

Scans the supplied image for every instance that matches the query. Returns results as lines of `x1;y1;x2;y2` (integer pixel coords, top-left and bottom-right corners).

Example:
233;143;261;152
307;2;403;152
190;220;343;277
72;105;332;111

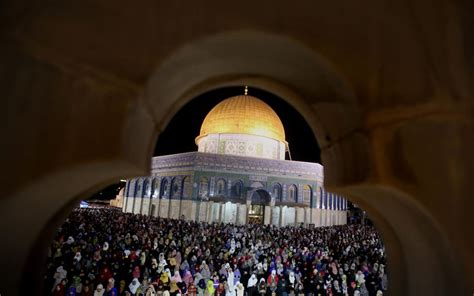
244;85;248;96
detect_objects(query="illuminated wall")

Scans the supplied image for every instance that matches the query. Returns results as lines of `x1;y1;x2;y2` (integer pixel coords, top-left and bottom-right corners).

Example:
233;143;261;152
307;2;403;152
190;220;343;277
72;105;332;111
197;133;286;160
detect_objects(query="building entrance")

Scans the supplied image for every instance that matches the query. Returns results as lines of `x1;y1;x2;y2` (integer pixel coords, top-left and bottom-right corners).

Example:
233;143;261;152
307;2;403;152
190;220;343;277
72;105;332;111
248;204;265;224
248;189;271;224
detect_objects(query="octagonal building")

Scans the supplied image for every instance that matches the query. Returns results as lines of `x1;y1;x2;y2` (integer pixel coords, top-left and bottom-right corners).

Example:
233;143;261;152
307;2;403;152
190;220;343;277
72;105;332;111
122;93;348;226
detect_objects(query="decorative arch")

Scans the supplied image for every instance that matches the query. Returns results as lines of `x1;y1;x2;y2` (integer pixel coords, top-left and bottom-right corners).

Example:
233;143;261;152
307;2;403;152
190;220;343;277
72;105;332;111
151;177;160;198
250;189;271;205
198;177;209;198
160;178;169;198
11;29;469;296
272;183;282;201
134;178;142;197
231;180;244;198
250;181;264;189
182;176;192;198
216;178;227;196
288;184;297;202
142;178;151;198
303;184;312;204
171;177;180;198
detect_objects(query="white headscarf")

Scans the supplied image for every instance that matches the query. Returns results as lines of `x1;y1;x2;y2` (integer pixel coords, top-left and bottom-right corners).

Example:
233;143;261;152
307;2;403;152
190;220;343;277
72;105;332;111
74;252;82;262
227;269;235;289
129;278;140;294
247;274;258;288
165;268;172;280
289;271;295;284
172;271;182;283
94;284;104;296
66;236;75;245
194;272;203;286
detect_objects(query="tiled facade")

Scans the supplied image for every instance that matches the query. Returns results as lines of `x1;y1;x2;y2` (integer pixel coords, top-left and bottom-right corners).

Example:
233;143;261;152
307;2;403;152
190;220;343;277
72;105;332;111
123;152;348;227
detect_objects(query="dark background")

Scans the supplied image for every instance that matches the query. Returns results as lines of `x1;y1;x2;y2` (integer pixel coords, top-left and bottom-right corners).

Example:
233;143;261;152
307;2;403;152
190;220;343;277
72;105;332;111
90;86;321;200
154;86;321;162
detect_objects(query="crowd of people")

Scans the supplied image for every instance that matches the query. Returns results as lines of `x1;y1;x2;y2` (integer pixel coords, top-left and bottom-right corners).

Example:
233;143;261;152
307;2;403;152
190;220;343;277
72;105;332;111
44;208;388;296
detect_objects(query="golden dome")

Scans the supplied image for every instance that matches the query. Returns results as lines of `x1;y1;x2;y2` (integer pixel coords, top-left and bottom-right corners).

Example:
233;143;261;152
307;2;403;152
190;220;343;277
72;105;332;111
196;95;286;143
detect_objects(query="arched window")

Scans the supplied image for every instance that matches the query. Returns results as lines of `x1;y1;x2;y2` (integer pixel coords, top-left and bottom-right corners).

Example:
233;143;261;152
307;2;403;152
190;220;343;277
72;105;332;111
151;178;160;198
182;176;192;198
231;180;243;198
216;179;226;196
160;178;169;198
142;178;150;198
134;179;142;197
303;185;312;203
272;183;282;201
199;177;209;198
288;184;297;202
171;177;180;198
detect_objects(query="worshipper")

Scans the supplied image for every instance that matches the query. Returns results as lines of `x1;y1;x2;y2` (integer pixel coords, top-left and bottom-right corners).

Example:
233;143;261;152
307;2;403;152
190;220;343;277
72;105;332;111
235;282;244;296
267;269;279;296
82;280;93;296
170;279;180;296
215;282;225;296
258;279;267;296
277;274;289;296
226;265;236;296
183;270;193;287
53;279;67;296
52;266;68;293
172;270;183;284
294;279;304;296
119;280;127;295
107;278;118;296
161;270;171;290
205;279;215;296
44;209;387;296
146;285;157;296
197;276;206;296
288;271;296;294
67;286;76;296
94;284;105;296
129;278;141;295
247;274;258;296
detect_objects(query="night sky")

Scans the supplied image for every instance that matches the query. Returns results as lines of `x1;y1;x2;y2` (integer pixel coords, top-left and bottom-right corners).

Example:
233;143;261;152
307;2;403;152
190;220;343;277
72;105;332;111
154;86;321;163
89;86;321;200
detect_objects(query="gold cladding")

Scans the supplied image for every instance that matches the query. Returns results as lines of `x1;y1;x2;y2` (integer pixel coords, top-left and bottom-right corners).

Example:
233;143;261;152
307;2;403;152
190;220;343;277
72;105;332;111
196;95;286;143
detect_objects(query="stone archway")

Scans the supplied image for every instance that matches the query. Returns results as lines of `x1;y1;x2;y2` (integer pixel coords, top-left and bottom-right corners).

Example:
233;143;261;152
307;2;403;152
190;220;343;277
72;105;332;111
1;15;472;295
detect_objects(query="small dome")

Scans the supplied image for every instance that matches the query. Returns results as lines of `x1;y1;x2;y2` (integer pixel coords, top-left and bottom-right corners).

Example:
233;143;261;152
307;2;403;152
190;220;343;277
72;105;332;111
196;95;286;143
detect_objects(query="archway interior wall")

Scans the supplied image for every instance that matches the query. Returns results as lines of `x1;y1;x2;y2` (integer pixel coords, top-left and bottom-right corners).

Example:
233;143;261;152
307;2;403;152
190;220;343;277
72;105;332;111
2;26;472;295
332;185;468;295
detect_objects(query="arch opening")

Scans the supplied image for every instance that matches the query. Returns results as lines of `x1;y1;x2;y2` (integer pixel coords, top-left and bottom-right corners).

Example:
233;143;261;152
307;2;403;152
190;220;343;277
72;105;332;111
10;30;466;296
